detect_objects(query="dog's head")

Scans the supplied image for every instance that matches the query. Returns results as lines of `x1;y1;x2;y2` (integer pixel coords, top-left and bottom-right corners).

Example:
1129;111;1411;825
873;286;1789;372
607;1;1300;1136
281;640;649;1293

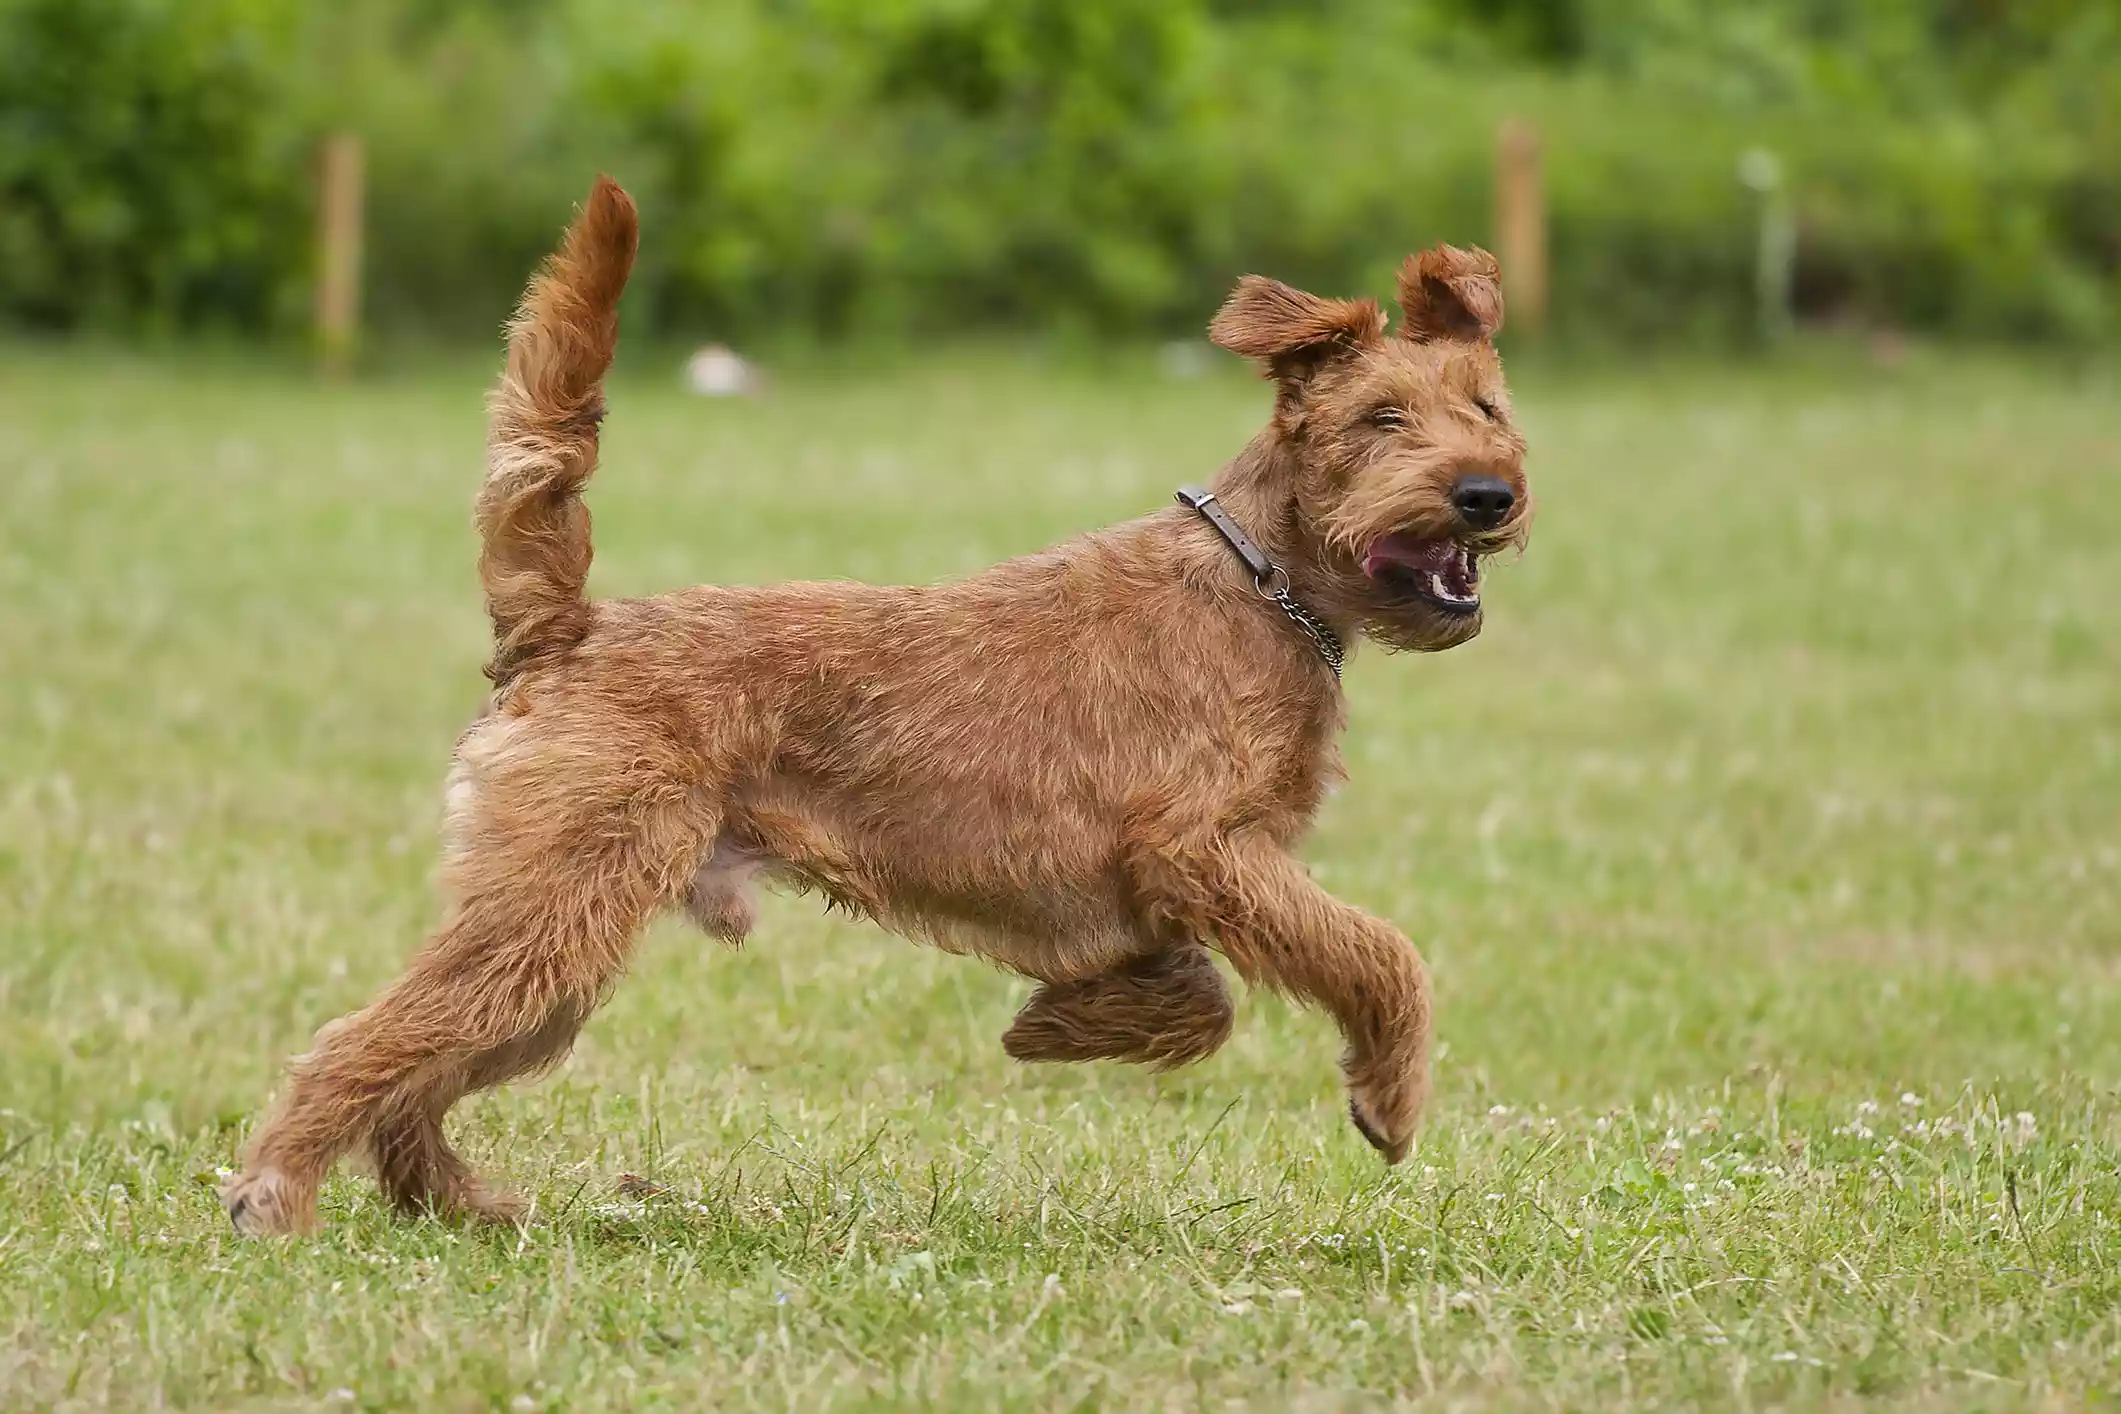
1210;247;1530;653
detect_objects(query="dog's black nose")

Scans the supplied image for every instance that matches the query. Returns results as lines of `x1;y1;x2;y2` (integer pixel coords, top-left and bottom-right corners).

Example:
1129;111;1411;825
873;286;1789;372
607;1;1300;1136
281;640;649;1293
1451;474;1515;530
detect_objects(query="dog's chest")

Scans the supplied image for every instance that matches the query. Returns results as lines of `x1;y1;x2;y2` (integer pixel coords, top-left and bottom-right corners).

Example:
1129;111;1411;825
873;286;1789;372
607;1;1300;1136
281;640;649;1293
1252;692;1348;840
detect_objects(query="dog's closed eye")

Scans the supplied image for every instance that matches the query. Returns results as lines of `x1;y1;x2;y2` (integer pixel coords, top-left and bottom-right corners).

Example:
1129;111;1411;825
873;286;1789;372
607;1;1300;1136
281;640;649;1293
1472;396;1500;422
1367;405;1410;430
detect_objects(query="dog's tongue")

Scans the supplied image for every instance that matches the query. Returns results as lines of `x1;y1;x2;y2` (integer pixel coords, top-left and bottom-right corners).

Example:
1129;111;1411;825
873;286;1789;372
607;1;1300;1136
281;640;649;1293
1362;532;1454;579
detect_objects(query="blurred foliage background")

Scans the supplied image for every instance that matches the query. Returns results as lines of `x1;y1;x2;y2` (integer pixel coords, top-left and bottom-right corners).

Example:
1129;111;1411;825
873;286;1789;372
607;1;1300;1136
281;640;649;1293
1;0;2116;348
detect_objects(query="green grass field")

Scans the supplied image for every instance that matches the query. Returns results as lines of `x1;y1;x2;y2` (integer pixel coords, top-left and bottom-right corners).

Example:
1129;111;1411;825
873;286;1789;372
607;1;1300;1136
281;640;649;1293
2;345;2118;1410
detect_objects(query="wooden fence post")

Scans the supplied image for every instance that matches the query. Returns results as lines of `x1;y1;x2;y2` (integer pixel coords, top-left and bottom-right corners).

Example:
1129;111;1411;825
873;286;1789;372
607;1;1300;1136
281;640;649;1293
315;132;364;378
1739;148;1795;346
1494;118;1548;341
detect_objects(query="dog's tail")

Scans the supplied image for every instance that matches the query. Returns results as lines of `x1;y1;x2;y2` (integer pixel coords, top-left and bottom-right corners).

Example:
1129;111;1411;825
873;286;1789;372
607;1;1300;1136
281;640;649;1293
478;175;638;690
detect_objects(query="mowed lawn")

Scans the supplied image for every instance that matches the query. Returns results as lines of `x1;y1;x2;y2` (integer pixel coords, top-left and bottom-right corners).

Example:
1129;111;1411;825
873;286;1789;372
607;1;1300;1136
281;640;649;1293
2;343;2118;1411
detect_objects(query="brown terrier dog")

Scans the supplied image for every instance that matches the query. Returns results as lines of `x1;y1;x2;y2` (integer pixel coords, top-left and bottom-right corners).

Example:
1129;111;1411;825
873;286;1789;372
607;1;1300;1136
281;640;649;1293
223;177;1530;1235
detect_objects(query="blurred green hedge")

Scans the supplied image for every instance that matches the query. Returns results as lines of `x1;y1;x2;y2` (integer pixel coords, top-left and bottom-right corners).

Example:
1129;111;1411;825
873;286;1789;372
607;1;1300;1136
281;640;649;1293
2;0;2116;345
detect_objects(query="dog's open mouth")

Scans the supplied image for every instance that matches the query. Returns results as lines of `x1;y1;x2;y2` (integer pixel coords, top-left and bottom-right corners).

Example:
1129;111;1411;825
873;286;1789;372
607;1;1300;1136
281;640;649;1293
1362;533;1480;614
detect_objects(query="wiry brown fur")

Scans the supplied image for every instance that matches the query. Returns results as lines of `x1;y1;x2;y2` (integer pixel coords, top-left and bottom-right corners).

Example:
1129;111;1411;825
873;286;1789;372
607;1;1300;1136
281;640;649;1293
222;179;1533;1235
479;174;637;689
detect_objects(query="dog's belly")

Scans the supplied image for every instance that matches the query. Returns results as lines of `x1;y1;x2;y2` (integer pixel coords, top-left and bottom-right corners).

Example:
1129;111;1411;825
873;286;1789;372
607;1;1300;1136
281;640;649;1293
684;817;1146;984
898;890;1146;983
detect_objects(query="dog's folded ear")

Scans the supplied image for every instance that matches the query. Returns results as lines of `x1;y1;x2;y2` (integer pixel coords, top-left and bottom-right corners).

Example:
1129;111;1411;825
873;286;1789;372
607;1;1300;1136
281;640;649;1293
1396;245;1504;343
1210;276;1387;385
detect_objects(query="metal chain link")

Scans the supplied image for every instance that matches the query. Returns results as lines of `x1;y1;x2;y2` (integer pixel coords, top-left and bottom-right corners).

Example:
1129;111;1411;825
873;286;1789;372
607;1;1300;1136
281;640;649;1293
1264;580;1346;681
1178;485;1345;684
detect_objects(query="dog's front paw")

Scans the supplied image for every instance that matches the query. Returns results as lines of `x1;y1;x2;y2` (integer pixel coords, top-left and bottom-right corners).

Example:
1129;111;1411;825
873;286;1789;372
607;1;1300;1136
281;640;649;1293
221;1166;317;1237
1348;1097;1412;1164
1344;1050;1426;1164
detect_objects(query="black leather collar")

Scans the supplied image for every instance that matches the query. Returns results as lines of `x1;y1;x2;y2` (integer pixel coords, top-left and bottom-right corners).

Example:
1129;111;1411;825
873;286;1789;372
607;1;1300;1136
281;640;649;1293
1176;486;1345;680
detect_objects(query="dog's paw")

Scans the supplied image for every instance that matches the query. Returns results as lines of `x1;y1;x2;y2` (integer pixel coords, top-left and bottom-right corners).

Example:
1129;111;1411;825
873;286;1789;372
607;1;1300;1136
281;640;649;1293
451;1180;529;1228
1349;1098;1412;1165
1344;1045;1426;1165
221;1167;316;1237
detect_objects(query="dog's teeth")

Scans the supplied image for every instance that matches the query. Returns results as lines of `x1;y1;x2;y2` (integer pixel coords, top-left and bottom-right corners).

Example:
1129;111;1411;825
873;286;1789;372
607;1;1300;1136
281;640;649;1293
1428;572;1448;600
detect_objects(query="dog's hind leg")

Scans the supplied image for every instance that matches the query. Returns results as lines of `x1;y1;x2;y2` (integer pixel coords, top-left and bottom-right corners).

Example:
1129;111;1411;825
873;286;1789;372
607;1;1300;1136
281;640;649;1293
223;747;709;1235
362;997;589;1224
1126;830;1433;1164
1002;945;1233;1069
222;879;652;1235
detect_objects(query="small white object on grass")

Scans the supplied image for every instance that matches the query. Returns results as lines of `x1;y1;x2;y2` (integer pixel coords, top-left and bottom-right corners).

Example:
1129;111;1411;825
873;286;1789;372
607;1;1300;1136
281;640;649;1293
684;344;762;397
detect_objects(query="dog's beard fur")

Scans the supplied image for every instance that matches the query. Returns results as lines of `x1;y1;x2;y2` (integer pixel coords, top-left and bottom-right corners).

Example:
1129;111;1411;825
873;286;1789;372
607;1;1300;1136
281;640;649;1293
1318;437;1533;656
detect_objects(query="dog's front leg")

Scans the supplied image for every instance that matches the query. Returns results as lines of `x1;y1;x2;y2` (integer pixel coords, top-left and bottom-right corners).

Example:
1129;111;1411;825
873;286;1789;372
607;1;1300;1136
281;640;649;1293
1129;831;1432;1162
1002;945;1234;1070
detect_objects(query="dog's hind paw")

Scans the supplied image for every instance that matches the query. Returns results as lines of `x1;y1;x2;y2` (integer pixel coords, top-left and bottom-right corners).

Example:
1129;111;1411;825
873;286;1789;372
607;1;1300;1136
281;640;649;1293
221;1166;316;1237
449;1180;529;1228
